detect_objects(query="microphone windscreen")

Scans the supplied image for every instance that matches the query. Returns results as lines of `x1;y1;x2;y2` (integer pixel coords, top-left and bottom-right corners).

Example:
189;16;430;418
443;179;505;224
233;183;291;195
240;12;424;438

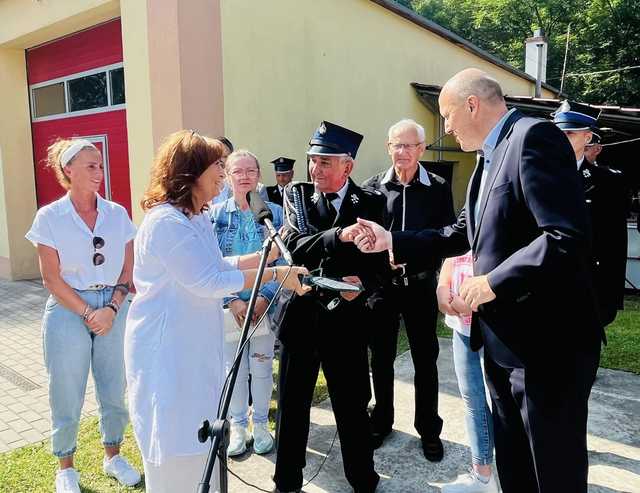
247;190;273;224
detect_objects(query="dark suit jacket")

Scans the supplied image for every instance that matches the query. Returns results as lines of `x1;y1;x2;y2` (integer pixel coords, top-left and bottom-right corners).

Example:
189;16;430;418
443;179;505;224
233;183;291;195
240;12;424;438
580;160;628;325
392;111;604;367
266;185;283;206
279;179;391;347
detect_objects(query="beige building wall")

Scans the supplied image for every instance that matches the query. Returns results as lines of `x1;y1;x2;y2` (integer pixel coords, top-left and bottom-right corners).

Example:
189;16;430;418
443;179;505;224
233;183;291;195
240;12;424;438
121;0;225;224
0;48;39;279
0;0;120;48
120;0;154;225
220;0;549;210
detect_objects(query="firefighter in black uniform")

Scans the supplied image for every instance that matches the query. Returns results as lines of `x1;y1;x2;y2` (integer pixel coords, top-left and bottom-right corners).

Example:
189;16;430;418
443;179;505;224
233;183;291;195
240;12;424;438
266;157;295;206
273;122;390;493
361;119;455;461
553;101;628;325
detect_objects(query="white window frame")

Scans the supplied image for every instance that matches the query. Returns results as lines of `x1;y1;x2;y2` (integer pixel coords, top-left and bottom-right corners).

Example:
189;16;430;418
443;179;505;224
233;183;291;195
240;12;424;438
30;62;125;122
70;135;112;200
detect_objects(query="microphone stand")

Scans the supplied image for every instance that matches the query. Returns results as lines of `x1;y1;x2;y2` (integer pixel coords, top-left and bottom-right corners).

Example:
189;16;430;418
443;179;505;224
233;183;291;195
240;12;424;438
197;235;274;493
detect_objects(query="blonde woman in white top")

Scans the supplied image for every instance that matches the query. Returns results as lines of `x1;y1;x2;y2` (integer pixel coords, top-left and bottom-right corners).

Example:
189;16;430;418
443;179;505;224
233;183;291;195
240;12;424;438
26;138;141;493
125;131;309;493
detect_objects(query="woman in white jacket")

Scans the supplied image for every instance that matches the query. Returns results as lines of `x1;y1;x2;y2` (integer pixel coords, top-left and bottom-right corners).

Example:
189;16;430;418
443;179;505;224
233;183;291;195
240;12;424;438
125;131;307;492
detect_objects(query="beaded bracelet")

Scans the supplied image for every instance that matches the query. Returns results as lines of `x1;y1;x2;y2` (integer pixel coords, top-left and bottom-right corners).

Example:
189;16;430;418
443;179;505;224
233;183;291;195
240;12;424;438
105;301;119;315
113;283;130;295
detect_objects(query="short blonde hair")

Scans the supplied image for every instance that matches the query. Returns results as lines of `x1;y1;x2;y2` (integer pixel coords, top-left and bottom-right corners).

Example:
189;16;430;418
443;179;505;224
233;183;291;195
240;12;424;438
45;138;100;190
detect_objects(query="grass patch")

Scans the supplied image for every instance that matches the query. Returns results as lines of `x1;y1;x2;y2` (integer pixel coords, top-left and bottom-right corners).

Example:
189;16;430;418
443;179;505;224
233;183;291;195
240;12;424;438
404;295;640;376
600;294;640;374
268;359;329;429
0;417;143;493
396;315;453;356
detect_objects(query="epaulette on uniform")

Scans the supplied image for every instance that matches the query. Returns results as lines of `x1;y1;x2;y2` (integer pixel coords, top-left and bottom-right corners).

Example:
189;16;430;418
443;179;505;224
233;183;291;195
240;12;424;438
593;165;624;181
286;181;315;195
360;185;382;196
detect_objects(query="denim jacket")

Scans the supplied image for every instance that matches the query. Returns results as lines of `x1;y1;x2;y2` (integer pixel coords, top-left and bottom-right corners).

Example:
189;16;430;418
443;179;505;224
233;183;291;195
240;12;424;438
209;198;284;306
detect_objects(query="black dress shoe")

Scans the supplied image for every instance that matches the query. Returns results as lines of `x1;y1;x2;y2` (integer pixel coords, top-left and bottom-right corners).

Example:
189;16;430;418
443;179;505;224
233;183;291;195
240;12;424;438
272;488;301;493
371;429;392;449
421;436;444;462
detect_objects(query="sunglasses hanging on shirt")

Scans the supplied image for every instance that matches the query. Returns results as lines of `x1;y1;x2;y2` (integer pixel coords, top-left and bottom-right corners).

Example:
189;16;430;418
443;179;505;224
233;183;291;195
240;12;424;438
93;236;105;266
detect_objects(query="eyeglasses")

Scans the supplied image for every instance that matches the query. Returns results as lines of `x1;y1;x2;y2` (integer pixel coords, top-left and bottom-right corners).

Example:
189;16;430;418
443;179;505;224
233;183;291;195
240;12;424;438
92;236;105;266
229;168;259;178
388;142;424;151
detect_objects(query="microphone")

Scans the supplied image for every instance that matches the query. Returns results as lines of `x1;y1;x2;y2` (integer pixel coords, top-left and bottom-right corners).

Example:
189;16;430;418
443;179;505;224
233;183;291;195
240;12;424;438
425;133;449;150
247;190;294;265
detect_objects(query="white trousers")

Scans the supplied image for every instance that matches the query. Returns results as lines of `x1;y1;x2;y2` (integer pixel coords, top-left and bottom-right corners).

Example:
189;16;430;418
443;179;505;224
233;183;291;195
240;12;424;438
143;453;220;493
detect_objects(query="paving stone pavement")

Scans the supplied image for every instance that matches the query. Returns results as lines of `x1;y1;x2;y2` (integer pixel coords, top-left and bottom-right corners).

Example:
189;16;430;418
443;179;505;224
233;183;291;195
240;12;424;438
1;279;639;492
0;279;99;454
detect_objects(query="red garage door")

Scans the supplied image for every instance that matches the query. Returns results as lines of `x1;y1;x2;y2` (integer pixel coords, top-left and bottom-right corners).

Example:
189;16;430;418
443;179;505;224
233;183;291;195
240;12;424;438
27;19;132;215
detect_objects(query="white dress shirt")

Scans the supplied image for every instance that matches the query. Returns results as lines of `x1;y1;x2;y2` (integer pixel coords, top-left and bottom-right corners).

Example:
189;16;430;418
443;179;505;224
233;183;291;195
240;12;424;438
324;180;350;212
474;108;517;222
125;203;244;465
25;193;136;289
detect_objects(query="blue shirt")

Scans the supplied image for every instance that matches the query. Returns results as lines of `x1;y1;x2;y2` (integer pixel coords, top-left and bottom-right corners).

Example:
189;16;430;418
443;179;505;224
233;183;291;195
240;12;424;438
209;198;284;305
231;209;265;299
474;108;516;221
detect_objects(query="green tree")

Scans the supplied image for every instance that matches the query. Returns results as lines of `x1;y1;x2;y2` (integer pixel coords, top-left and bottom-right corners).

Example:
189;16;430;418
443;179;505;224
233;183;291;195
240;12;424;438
567;0;640;105
395;0;640;105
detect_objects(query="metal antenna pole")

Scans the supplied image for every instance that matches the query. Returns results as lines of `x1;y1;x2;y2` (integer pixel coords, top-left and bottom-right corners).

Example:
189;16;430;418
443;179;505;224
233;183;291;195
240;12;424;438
560;23;571;94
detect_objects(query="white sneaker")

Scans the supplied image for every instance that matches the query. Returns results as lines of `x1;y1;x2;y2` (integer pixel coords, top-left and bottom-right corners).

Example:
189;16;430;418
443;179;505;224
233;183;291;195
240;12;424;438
103;454;142;486
252;422;274;455
55;468;80;493
228;424;249;457
441;469;500;493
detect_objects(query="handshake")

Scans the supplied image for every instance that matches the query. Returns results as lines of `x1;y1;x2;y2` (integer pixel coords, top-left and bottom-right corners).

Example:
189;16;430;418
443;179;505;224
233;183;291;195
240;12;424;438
337;219;497;311
337;218;392;253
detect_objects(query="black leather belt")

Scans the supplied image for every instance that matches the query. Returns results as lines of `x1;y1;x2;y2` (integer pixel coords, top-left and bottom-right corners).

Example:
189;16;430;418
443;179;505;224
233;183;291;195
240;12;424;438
391;265;433;287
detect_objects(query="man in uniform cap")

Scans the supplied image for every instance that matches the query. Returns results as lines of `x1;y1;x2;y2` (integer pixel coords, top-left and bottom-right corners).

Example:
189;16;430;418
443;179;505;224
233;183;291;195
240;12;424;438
553;100;628;325
273;121;390;493
266;157;295;206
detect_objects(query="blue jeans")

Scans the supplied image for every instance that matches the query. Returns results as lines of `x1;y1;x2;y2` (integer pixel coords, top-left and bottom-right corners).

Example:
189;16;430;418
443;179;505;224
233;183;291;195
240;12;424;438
224;331;275;427
42;288;129;458
452;330;494;466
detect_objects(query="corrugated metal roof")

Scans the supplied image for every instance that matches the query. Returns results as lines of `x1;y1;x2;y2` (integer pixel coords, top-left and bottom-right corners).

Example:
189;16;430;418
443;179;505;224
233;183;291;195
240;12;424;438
412;83;640;139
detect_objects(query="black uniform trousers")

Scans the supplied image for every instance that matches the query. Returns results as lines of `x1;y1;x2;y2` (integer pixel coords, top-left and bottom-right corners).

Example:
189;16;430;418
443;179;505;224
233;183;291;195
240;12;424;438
483;341;599;493
368;277;443;440
274;301;379;493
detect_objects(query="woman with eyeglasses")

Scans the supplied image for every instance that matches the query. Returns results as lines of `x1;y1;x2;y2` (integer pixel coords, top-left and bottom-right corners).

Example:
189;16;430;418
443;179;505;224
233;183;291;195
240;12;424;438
212;137;270;206
25;138;140;493
125;132;309;492
209;150;282;457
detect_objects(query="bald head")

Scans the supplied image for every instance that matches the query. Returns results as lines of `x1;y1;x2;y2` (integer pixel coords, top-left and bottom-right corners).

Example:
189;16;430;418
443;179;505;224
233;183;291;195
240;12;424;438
442;68;505;105
438;69;509;151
